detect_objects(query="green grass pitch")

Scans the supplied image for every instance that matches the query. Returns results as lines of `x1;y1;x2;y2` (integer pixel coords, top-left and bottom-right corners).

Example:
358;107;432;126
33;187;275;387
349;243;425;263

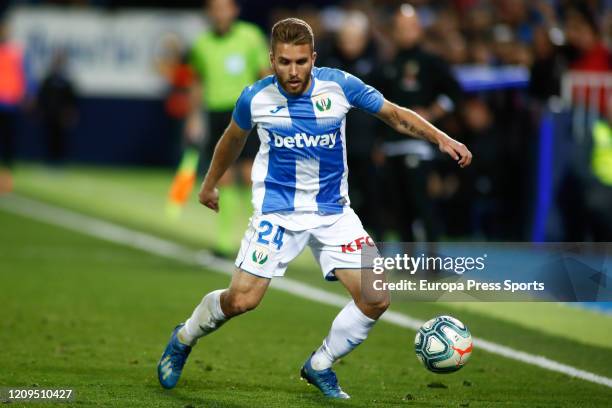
1;165;612;406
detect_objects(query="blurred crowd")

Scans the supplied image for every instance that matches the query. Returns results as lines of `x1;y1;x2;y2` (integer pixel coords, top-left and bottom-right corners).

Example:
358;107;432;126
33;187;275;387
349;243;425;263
266;0;612;242
1;0;611;243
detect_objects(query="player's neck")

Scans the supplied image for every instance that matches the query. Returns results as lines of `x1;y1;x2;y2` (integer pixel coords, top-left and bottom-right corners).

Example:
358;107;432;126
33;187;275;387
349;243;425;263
301;76;313;96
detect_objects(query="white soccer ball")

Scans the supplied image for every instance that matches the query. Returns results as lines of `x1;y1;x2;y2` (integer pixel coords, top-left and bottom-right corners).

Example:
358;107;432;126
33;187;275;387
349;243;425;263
414;315;473;373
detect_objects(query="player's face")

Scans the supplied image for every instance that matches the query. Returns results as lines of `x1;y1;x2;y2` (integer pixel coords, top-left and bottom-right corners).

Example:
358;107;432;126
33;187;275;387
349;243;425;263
270;43;316;96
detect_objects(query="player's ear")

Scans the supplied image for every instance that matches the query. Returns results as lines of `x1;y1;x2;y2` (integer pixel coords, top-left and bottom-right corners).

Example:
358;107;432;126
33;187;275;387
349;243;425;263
312;50;317;65
269;50;274;67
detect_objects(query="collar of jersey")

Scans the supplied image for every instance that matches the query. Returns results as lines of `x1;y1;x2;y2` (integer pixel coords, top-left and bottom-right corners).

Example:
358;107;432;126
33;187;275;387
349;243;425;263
273;71;315;100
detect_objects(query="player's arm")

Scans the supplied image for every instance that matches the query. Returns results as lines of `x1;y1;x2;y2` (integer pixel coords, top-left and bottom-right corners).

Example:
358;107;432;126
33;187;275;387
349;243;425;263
375;99;472;168
198;119;249;212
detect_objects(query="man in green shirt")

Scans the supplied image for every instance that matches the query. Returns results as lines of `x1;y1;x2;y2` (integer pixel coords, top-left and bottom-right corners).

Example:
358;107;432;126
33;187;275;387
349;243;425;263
185;0;270;255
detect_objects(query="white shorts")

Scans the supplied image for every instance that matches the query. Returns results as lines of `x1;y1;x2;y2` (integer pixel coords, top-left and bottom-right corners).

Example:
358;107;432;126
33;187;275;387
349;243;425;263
235;208;378;280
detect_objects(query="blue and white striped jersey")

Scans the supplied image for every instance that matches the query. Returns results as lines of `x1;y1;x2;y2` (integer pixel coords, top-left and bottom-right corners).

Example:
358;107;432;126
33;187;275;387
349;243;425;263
233;66;384;215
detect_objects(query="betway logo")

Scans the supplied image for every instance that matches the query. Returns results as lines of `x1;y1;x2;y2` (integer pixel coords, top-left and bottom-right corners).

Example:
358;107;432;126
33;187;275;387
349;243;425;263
273;132;337;149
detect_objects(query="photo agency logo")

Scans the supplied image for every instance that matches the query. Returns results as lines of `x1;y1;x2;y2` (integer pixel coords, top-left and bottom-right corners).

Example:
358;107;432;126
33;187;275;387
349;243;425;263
372;253;487;275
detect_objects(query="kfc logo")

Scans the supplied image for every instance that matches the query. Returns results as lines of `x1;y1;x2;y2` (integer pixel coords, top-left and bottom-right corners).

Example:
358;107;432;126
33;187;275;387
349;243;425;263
341;236;375;253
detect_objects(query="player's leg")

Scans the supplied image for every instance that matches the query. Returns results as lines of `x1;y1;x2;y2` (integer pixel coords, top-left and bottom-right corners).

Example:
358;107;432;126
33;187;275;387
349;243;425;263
179;268;270;345
301;268;389;399
335;268;390;318
309;268;389;368
301;209;389;398
158;212;303;389
158;268;269;389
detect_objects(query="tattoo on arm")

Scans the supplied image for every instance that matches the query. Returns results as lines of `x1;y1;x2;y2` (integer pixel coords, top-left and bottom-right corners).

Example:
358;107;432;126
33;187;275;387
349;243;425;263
399;119;429;140
385;103;438;142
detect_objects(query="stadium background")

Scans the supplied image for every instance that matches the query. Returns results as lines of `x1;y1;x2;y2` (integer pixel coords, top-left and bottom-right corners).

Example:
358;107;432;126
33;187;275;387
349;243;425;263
1;0;612;407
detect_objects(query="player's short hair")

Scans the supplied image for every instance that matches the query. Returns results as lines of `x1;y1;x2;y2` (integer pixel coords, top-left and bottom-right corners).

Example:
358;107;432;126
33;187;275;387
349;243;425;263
270;18;314;52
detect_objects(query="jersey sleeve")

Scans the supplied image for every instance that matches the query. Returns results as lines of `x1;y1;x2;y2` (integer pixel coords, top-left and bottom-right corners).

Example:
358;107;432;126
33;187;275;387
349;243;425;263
340;71;384;114
232;86;253;130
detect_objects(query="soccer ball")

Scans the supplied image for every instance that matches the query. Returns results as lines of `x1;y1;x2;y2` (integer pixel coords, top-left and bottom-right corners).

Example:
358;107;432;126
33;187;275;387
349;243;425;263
414;315;473;373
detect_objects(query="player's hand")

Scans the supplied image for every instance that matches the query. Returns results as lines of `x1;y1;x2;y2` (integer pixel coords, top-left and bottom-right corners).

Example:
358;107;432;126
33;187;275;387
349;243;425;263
198;187;220;212
439;137;472;168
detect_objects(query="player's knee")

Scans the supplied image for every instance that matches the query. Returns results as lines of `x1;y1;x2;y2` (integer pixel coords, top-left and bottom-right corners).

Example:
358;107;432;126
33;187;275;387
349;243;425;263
363;295;390;316
226;293;260;315
372;296;390;313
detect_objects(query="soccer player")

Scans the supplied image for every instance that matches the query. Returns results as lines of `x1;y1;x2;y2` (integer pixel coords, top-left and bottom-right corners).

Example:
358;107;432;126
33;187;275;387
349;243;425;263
158;18;472;399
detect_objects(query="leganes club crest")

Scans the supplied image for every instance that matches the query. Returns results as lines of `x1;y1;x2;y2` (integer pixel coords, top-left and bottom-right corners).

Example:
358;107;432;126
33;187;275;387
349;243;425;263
313;95;332;112
251;246;269;265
